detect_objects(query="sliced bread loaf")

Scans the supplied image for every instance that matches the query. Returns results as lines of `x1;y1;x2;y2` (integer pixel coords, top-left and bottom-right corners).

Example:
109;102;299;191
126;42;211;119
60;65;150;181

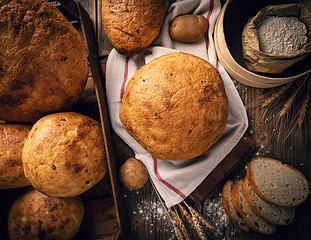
232;180;276;235
222;180;251;232
243;177;295;225
247;157;310;206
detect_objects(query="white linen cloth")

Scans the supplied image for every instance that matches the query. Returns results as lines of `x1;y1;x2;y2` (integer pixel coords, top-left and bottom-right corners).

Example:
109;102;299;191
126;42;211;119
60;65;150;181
106;0;248;208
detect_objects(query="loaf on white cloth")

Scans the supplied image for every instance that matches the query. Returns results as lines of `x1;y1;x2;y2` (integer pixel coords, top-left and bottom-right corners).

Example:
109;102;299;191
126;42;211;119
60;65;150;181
106;0;248;208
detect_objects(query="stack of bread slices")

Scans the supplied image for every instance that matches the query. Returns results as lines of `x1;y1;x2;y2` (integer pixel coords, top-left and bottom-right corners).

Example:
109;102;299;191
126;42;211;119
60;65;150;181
222;157;310;235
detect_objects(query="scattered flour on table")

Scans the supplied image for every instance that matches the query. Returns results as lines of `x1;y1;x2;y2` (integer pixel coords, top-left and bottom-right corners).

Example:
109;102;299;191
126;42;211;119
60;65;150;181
124;191;176;239
257;16;308;55
203;192;229;239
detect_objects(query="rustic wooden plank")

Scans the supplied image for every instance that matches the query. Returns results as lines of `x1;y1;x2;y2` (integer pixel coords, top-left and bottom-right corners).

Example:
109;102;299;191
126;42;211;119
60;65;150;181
76;2;130;239
77;0;96;35
189;133;257;205
74;197;119;240
96;0;114;56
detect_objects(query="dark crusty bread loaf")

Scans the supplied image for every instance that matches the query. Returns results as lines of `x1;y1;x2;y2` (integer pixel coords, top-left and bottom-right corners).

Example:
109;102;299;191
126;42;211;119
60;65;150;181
22;112;108;198
101;0;170;55
8;187;84;240
243;177;295;225
222;180;251;232
232;180;276;235
119;52;228;160
0;123;31;189
0;0;88;123
247;157;310;206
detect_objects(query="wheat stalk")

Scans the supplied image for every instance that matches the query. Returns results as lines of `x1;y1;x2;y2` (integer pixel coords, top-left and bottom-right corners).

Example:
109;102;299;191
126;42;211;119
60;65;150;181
177;203;201;239
182;201;221;240
171;207;191;240
251;73;310;145
149;177;221;240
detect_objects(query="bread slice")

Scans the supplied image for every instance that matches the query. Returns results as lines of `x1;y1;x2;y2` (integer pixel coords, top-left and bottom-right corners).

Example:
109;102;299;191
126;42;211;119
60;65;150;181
232;180;276;234
247;157;310;206
243;177;295;225
222;180;251;232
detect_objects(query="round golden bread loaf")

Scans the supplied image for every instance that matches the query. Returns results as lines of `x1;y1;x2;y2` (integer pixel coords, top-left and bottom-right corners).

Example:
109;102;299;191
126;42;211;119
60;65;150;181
8;187;84;240
119;52;228;160
22;112;108;197
0;0;88;123
0;123;31;189
101;0;170;55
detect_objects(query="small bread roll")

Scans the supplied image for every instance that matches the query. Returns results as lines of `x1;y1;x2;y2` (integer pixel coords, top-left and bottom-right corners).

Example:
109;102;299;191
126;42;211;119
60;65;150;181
8;187;84;240
0;123;32;189
22;112;108;197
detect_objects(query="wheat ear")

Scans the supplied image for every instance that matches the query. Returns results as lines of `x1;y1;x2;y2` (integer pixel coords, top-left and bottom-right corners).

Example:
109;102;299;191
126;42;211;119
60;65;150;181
251;73;310;144
182;201;221;240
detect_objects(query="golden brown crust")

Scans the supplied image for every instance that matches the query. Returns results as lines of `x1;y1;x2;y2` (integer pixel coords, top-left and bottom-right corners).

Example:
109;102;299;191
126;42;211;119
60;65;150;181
8;187;84;240
246;157;276;203
242;176;266;220
101;0;170;55
222;180;251;232
231;180;251;228
0;123;32;189
22;112;108;197
222;180;235;221
0;0;88;123
246;157;310;206
119;52;228;160
242;176;295;225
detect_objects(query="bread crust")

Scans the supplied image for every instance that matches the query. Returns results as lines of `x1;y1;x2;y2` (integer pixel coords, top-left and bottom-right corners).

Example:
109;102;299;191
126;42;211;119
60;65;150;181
8;187;84;240
231;180;252;229
119;52;228;160
22;112;108;197
232;179;276;234
246;157;281;204
222;180;250;232
242;176;270;222
222;180;236;224
242;176;295;225
0;123;32;189
101;0;170;55
0;0;88;123
247;157;310;206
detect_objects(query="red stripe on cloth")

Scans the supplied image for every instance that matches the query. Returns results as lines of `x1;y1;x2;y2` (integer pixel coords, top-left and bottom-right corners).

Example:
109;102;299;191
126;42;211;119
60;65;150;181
205;0;214;51
152;156;187;200
120;56;130;100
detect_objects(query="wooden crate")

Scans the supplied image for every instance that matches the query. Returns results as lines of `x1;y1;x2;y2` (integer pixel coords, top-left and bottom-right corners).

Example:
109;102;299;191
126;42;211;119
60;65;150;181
0;0;130;239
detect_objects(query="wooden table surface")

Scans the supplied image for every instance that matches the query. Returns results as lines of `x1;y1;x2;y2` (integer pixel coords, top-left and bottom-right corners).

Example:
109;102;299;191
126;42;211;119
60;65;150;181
0;0;311;240
77;0;311;239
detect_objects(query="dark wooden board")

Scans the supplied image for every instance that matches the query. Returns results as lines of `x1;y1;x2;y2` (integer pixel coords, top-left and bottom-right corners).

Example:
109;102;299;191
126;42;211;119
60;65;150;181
189;133;257;205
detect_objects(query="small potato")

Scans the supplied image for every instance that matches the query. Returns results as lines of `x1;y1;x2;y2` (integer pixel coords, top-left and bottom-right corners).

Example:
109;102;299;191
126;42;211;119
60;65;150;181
119;158;149;190
170;14;209;43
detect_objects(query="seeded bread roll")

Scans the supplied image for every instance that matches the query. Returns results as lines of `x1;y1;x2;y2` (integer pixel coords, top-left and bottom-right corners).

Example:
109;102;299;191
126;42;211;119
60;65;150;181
232;180;276;235
22;112;108;197
0;0;88;123
243;177;295;225
101;0;170;55
246;157;310;206
0;123;31;189
222;180;251;232
119;52;228;160
8;188;84;240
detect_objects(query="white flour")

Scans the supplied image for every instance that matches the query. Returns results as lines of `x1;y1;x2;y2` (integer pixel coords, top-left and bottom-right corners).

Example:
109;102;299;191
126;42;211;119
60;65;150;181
257;16;308;55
